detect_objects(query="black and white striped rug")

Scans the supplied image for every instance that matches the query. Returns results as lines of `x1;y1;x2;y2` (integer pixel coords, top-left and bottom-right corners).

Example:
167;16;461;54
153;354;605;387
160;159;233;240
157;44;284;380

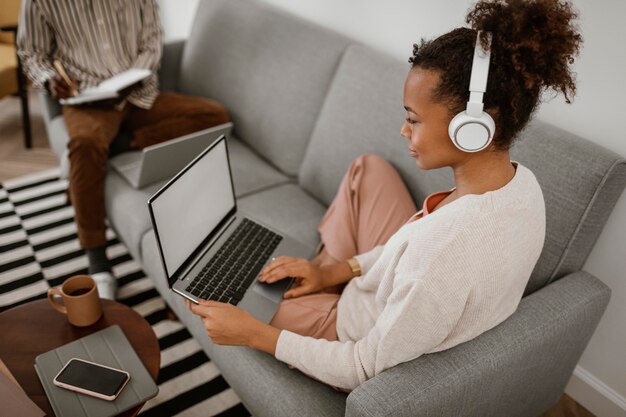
0;169;250;417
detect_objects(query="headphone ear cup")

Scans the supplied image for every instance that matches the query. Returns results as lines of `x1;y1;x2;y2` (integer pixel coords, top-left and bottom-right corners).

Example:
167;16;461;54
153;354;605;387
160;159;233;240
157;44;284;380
448;111;495;152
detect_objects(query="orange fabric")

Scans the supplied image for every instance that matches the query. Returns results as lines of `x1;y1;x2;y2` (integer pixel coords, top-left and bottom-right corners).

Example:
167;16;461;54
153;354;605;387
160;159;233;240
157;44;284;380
407;189;455;222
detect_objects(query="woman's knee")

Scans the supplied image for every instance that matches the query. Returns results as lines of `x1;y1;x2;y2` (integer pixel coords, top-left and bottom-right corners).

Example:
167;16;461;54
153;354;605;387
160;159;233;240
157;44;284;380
351;154;401;184
355;153;395;171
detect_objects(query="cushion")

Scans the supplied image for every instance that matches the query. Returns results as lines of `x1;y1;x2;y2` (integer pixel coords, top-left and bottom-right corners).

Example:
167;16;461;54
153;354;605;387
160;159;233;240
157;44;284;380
299;44;454;207
510;122;626;293
227;137;290;198
47;116;70;161
105;137;290;260
237;183;328;250
105;172;167;261
178;0;351;176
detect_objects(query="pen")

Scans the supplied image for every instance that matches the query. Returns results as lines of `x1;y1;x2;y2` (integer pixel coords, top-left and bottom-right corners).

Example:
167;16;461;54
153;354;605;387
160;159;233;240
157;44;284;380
53;60;78;97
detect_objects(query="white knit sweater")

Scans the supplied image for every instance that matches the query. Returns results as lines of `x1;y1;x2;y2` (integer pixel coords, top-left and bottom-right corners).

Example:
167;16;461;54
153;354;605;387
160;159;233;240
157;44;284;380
274;161;546;390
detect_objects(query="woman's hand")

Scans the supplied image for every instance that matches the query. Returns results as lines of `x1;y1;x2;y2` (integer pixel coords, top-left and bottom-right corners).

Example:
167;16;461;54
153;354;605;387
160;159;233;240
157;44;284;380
185;299;281;354
185;299;263;346
259;256;326;299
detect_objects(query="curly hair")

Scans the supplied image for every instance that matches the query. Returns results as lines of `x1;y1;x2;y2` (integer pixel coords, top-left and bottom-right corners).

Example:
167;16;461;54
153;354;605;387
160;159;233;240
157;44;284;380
408;0;582;150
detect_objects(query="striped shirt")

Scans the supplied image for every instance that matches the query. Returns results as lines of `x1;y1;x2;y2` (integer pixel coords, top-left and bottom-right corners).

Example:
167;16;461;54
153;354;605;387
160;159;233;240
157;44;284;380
17;0;163;109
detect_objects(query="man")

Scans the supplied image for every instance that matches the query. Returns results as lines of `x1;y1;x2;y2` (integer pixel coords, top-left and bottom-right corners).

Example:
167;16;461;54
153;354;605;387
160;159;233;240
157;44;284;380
17;0;230;299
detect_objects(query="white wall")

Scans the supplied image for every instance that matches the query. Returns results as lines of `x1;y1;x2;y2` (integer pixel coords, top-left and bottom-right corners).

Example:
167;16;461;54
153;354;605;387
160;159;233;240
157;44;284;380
157;0;199;41
157;0;626;415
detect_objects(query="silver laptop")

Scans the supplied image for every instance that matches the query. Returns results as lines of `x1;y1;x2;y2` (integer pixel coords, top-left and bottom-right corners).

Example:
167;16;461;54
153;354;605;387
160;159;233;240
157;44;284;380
147;134;314;323
110;122;233;188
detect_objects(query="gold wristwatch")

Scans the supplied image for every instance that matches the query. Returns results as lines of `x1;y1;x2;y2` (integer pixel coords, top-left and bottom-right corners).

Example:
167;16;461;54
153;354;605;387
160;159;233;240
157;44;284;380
346;257;361;277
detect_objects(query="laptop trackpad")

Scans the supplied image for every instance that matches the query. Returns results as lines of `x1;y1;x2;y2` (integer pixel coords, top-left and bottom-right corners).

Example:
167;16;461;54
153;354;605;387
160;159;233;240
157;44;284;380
252;278;292;303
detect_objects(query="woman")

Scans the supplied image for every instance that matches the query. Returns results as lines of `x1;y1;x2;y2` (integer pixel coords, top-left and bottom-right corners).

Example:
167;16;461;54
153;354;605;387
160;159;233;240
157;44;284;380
186;0;581;391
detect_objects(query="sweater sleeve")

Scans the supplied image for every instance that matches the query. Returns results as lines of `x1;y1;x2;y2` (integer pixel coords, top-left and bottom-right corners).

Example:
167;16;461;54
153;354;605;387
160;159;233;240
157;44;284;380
274;260;470;390
16;0;57;90
353;245;384;276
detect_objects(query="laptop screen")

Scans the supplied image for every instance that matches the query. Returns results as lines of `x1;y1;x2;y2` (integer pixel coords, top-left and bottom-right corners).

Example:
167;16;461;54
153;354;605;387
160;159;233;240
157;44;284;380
149;137;235;279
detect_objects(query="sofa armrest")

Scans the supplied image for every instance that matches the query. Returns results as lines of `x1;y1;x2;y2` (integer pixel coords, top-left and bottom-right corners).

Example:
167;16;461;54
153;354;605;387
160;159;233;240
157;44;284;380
38;91;62;126
158;40;185;92
345;271;610;417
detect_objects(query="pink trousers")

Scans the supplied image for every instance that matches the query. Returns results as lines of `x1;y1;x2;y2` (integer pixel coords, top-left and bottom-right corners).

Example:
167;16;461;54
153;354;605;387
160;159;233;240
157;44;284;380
269;154;416;343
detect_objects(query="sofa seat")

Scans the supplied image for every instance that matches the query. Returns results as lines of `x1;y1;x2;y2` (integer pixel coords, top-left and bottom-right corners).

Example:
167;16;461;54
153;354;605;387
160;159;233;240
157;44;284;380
139;181;333;415
105;136;290;261
237;183;328;250
46;115;70;163
143;227;348;417
139;181;328;299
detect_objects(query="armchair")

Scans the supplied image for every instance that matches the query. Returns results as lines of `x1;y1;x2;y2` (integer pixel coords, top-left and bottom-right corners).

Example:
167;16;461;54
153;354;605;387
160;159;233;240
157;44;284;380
0;0;32;148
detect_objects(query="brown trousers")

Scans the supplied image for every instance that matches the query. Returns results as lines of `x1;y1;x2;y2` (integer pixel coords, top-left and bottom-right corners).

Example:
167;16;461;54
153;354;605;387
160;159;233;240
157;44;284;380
64;92;230;249
269;154;417;390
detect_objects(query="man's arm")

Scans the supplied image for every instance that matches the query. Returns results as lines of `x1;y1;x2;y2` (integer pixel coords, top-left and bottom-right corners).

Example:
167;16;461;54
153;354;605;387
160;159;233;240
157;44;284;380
16;0;57;91
132;0;164;72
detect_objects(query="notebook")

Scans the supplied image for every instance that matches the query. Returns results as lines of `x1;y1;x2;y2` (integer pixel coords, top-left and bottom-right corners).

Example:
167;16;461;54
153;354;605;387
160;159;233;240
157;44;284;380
33;325;158;417
59;69;151;105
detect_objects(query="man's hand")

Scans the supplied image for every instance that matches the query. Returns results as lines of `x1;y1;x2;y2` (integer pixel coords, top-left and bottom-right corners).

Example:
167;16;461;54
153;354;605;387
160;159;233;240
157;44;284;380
48;74;78;99
185;299;279;351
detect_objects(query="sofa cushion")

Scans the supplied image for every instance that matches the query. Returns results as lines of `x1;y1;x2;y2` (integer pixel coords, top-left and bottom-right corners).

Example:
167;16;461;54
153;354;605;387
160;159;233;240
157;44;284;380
227;137;290;198
237;183;328;251
140;228;347;417
300;43;626;296
105;172;167;262
177;0;351;176
105;137;290;260
47;115;70;161
509;122;626;294
299;44;455;208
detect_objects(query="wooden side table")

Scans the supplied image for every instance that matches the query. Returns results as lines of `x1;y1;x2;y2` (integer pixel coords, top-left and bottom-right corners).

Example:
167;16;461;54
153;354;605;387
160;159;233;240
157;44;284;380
0;299;160;417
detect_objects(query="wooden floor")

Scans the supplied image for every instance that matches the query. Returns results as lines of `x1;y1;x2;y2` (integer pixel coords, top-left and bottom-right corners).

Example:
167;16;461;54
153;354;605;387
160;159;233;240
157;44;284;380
0;88;59;182
542;395;596;417
0;89;597;417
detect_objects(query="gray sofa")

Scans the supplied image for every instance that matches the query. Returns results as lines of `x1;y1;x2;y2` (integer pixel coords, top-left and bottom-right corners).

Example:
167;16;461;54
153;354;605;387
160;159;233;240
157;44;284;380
38;0;626;416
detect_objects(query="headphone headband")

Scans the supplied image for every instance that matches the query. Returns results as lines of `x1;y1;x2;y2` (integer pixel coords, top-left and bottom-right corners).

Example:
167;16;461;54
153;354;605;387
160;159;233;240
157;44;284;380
466;31;492;117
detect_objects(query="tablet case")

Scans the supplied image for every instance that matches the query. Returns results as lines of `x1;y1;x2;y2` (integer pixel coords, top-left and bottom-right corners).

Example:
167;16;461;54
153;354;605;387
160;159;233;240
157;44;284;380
34;325;159;417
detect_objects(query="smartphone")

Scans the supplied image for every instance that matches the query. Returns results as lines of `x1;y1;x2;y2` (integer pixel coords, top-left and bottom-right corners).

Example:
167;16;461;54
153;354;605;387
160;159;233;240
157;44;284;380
53;358;130;401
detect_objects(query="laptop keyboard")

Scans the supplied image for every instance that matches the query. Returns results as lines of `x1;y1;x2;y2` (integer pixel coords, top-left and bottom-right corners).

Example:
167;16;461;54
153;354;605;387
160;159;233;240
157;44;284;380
185;218;282;305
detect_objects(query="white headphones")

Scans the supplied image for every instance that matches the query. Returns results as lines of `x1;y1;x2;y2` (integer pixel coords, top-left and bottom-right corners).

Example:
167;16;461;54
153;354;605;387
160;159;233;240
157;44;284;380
448;31;495;153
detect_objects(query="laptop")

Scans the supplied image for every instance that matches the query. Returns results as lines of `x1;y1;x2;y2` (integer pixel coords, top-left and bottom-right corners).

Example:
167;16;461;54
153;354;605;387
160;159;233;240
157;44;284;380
110;122;233;188
147;134;314;323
